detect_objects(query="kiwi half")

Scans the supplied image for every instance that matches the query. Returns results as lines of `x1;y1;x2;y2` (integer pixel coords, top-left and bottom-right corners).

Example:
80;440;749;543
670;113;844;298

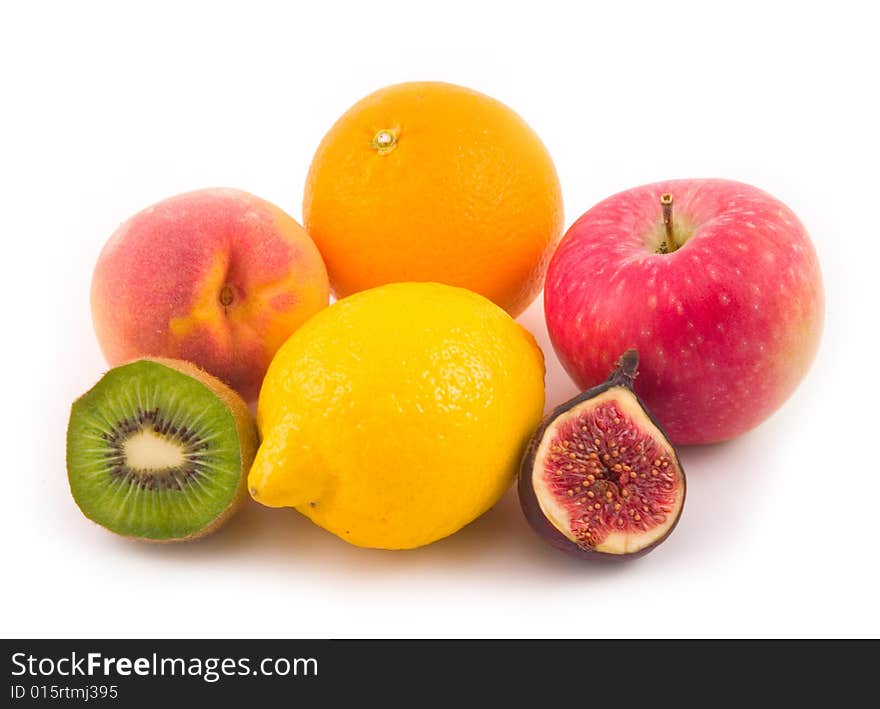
67;358;258;542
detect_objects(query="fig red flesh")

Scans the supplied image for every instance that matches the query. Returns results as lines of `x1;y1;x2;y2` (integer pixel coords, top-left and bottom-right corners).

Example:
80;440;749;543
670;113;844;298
519;350;685;560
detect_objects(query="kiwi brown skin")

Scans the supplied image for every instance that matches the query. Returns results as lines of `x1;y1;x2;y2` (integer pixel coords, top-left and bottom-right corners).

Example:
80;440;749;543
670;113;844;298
68;357;259;543
517;350;686;562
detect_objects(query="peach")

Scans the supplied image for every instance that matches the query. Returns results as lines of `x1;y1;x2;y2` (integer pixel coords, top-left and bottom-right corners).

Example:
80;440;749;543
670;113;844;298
91;188;329;401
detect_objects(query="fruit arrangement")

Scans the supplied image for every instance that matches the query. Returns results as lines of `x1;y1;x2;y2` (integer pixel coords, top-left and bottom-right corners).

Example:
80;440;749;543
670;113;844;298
67;81;823;561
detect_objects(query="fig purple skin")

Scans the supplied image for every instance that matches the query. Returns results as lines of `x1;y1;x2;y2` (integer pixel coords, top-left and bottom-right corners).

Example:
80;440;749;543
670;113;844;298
518;350;686;561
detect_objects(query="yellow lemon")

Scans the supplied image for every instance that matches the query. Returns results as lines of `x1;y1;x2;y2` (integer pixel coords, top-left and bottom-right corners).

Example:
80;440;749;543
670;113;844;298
248;282;545;549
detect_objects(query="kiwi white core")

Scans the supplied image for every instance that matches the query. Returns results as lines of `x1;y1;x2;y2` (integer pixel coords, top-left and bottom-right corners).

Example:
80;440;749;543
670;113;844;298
122;430;186;471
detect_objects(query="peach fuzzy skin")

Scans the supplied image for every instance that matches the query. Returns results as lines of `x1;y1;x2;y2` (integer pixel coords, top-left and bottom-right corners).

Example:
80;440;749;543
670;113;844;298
91;189;329;401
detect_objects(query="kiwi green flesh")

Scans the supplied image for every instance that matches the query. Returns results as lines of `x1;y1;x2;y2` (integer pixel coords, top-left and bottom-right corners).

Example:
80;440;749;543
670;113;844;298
67;360;242;541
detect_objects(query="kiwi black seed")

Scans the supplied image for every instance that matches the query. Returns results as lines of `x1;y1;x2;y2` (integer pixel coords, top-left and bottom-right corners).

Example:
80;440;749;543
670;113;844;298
66;358;258;542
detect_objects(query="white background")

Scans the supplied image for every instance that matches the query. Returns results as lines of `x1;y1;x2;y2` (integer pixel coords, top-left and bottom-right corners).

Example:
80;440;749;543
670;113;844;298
2;0;878;638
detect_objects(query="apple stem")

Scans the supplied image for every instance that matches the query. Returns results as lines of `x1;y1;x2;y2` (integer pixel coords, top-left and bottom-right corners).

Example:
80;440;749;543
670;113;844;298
660;193;676;253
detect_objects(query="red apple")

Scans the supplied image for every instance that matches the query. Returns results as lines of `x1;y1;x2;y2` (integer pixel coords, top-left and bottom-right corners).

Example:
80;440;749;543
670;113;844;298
544;179;823;445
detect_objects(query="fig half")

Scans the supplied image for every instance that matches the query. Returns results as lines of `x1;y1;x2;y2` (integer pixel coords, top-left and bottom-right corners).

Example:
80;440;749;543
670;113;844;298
519;350;685;560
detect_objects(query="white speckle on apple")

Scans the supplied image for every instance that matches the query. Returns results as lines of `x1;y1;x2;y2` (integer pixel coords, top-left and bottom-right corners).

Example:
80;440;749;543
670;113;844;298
745;222;756;229
708;267;719;281
716;323;725;333
764;252;776;264
718;293;730;305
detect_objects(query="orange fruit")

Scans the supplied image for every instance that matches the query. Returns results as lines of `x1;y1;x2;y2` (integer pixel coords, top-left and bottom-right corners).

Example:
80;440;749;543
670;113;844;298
303;81;564;316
